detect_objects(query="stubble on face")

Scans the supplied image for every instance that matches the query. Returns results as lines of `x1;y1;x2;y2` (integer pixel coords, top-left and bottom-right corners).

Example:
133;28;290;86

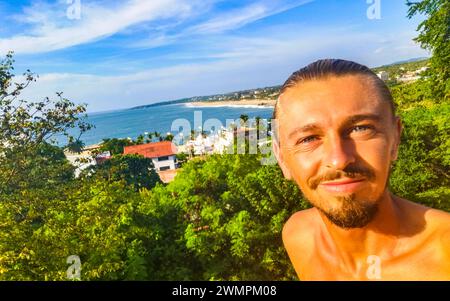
305;163;385;228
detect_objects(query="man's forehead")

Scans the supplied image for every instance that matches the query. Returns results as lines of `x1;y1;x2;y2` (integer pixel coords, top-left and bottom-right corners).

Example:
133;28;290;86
277;75;386;121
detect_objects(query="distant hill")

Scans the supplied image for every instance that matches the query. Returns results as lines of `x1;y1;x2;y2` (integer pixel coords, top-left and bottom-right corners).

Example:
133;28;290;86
130;58;430;110
386;57;429;66
129;85;282;110
372;58;429;81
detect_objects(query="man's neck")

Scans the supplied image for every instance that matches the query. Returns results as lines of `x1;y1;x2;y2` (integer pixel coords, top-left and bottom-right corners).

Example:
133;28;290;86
318;191;403;270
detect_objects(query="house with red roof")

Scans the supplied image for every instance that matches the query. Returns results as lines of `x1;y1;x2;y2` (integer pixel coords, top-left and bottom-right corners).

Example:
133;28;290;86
123;141;178;172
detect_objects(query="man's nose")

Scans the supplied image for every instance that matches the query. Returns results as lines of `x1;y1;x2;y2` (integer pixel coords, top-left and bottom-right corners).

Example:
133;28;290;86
323;134;355;170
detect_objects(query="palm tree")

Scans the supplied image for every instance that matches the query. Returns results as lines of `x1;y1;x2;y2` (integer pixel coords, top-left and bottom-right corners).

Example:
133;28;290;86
255;116;262;139
136;134;144;145
66;138;85;154
239;114;249;127
255;116;261;124
164;134;174;141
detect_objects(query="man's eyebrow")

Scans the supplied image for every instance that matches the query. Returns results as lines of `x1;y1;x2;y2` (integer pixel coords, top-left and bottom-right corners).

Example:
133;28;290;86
344;114;382;125
288;124;321;140
286;114;382;140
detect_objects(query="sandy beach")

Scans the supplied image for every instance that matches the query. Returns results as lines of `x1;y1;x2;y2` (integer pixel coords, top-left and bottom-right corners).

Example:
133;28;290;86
186;99;276;108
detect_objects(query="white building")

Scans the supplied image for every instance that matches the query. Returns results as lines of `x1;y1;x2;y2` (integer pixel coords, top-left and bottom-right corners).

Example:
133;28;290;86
124;141;177;171
376;71;389;81
181;128;235;156
64;145;101;178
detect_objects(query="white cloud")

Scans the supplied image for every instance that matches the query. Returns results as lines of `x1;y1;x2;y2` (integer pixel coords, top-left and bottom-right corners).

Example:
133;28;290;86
0;0;201;55
131;0;314;49
187;0;313;34
371;31;430;60
2;0;312;54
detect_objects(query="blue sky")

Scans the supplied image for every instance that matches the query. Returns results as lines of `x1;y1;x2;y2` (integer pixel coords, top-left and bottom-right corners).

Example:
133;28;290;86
0;0;429;112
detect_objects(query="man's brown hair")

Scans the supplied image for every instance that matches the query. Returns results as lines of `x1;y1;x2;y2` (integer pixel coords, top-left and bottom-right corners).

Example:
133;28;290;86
272;59;396;120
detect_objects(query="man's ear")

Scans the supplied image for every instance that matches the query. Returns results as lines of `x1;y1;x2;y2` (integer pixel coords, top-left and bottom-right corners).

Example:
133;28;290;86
272;138;292;180
390;117;403;161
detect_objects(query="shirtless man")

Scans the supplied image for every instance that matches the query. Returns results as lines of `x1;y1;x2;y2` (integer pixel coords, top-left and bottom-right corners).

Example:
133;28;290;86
272;59;450;280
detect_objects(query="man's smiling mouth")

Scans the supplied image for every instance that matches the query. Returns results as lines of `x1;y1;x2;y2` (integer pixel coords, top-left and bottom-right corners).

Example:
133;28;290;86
319;178;366;193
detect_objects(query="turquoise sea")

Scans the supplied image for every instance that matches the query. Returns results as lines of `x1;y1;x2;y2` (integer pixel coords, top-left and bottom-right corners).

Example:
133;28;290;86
67;104;274;146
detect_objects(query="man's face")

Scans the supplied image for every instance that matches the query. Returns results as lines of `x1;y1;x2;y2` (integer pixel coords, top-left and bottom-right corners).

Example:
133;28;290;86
275;75;401;228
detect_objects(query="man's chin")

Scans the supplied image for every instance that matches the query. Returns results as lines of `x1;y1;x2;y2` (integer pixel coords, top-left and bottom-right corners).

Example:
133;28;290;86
321;208;378;229
313;195;380;229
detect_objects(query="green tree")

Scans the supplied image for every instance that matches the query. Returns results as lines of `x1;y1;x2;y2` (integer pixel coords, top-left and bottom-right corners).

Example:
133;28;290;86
66;137;85;154
0;178;148;280
0;53;91;193
99;138;134;155
407;0;450;98
239;114;249;126
135;134;145;145
390;102;450;211
176;152;189;167
164;134;174;141
156;154;308;280
88;154;161;191
136;185;203;280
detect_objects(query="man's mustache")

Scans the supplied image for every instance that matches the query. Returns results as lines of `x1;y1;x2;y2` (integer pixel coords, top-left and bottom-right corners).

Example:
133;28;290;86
308;164;376;190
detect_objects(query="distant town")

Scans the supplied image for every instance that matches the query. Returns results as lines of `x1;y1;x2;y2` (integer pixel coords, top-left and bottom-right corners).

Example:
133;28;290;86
65;124;266;184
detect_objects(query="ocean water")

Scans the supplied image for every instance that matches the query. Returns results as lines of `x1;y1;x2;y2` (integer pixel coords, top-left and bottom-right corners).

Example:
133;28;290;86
64;104;275;146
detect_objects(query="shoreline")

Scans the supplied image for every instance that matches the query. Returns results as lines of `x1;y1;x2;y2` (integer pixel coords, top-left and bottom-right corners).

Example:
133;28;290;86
186;99;276;108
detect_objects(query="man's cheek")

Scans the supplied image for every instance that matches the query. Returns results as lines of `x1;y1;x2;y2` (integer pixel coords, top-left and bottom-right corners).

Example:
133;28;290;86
288;157;316;193
356;145;387;173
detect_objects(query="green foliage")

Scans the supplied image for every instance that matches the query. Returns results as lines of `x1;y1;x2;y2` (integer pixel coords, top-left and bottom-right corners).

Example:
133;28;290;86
390;79;434;109
162;155;308;280
99;138;134;155
239;114;249;123
135;134;145;145
1;141;75;196
0;179;146;280
390;102;450;211
164;134;174;141
176;152;189;167
66;138;85;153
0;52;91;193
87;154;161;191
407;0;450;98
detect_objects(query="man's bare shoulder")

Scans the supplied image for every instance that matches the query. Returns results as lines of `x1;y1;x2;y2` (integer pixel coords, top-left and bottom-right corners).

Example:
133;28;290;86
397;196;450;258
282;208;320;248
396;196;450;226
281;208;320;277
424;206;450;256
423;206;450;226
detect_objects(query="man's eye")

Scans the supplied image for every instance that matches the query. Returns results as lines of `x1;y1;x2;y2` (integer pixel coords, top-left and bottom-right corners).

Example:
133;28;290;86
297;136;318;145
351;125;372;133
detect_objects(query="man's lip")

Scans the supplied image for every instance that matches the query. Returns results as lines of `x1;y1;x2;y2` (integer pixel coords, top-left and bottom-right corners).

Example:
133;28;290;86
320;178;365;185
318;178;366;193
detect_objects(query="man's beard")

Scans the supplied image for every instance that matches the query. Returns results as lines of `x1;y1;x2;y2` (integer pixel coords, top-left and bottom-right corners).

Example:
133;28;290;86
315;194;379;229
305;163;381;229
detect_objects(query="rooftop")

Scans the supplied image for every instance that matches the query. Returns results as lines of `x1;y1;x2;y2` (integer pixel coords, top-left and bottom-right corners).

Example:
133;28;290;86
123;141;177;158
